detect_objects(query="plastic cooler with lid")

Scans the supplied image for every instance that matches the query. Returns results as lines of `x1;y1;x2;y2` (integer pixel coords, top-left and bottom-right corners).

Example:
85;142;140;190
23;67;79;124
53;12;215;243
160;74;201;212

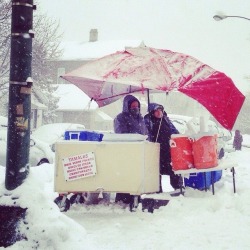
192;132;218;169
64;130;103;141
184;172;212;190
170;134;194;170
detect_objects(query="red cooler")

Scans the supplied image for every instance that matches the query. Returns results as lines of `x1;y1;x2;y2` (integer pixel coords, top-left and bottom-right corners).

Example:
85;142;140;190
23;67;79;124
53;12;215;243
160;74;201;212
192;133;218;169
170;134;194;171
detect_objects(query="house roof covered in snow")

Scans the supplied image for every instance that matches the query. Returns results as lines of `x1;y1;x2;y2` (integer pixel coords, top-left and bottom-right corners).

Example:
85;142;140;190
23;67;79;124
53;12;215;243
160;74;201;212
59;40;143;60
95;110;113;121
54;84;98;111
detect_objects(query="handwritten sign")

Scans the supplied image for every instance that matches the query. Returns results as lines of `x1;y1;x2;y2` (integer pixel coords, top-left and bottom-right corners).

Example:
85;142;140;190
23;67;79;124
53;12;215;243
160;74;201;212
62;152;97;181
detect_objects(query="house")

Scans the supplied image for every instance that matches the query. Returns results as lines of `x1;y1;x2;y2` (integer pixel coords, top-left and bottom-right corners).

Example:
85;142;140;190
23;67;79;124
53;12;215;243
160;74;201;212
48;29;142;130
51;30;142;85
31;90;47;130
53;83;113;130
0;87;47;131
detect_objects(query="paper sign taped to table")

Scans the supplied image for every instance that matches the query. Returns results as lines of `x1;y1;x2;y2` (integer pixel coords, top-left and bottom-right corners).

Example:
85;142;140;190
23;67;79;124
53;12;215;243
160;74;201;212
62;152;97;181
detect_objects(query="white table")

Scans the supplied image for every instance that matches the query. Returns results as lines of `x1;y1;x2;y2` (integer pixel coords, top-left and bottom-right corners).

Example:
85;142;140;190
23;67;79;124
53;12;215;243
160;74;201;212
173;159;238;195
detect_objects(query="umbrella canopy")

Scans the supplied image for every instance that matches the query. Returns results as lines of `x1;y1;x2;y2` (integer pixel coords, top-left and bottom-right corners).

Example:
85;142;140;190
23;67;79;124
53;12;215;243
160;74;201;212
61;46;245;130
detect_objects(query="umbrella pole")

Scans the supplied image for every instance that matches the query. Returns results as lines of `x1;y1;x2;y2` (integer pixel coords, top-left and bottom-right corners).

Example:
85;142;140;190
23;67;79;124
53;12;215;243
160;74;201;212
147;89;150;112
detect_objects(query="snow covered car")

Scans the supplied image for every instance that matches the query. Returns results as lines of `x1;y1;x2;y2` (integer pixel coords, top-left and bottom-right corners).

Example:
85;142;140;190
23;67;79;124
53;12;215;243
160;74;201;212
168;114;225;159
0;129;54;167
0;115;7;129
0;122;85;167
220;128;232;142
31;123;86;152
0;116;55;166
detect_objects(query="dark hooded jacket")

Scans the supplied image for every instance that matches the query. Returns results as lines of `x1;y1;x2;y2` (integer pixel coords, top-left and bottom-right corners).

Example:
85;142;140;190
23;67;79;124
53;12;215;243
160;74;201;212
114;95;147;135
114;95;147;204
233;129;243;150
144;103;179;175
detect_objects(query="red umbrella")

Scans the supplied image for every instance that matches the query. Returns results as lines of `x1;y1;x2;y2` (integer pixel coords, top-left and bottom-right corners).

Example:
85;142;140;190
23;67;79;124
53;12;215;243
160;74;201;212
61;46;245;130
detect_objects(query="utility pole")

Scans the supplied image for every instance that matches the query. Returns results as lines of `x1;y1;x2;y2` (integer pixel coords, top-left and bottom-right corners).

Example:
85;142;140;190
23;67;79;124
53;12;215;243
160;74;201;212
0;0;35;247
5;0;35;190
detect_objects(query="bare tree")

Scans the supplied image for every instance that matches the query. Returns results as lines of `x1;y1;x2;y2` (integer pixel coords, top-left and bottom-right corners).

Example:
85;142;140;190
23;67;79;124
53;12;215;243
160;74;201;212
0;0;11;103
0;0;62;122
32;11;63;123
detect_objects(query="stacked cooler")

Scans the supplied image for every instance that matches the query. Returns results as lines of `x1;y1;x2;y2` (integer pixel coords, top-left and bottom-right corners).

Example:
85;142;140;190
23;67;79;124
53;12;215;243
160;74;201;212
170;133;222;190
183;171;222;190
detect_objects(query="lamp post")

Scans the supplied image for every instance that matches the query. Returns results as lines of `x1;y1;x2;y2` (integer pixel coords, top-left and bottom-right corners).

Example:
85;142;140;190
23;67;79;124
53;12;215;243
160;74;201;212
213;14;250;21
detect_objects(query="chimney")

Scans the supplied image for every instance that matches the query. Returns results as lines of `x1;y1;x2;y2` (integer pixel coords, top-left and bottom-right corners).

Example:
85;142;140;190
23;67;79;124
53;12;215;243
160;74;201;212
89;29;98;42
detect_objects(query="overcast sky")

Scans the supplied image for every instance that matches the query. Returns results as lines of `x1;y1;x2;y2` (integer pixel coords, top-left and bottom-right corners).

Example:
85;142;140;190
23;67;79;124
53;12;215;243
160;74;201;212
38;0;250;93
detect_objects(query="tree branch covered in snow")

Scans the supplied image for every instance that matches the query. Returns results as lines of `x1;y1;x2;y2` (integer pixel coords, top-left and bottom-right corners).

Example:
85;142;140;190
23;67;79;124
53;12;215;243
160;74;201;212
0;0;62;121
0;0;11;106
32;10;63;123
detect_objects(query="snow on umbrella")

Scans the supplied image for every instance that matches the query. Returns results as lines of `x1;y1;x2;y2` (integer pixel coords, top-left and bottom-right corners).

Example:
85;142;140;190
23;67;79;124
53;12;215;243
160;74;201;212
61;45;245;130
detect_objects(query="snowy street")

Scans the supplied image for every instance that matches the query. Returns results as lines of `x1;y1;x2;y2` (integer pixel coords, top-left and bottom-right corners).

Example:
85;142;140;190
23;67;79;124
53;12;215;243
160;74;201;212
1;137;250;249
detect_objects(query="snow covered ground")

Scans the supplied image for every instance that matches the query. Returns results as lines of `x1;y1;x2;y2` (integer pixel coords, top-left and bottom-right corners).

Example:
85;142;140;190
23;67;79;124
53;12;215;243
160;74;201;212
1;135;250;249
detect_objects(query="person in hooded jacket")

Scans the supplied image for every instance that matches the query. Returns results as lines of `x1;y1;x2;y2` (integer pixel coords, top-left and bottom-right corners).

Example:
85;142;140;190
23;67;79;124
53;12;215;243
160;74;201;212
114;94;147;135
114;95;147;204
144;103;180;192
233;129;243;151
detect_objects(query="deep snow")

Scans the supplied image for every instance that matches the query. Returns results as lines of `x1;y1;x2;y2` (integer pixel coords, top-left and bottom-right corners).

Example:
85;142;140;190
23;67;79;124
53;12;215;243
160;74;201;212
0;136;250;249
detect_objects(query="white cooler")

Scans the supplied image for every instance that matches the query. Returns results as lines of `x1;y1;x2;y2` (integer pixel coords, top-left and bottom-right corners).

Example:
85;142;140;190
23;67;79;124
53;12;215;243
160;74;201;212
54;140;160;195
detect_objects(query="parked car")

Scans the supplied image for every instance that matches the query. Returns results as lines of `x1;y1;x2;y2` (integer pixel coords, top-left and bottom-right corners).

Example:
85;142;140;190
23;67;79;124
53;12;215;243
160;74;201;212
0;128;54;167
168;114;226;159
0;115;7;129
0;118;71;166
220;128;232;142
168;114;200;135
31;123;86;152
0;121;86;167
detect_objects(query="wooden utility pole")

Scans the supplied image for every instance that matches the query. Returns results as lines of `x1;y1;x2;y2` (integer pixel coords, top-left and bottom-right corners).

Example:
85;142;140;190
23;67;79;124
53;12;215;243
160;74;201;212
0;0;35;247
5;0;35;190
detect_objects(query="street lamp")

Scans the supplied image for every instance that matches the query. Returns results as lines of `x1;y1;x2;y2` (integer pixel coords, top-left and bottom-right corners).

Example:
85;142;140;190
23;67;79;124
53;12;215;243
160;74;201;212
213;14;250;21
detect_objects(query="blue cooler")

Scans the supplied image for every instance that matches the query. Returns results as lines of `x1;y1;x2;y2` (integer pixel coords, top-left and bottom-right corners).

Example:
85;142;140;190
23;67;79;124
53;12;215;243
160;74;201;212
211;170;223;183
64;130;103;141
184;172;212;190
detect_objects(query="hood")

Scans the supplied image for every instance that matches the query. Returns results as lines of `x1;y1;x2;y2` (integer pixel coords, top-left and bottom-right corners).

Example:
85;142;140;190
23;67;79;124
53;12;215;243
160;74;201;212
122;95;140;113
148;103;164;113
